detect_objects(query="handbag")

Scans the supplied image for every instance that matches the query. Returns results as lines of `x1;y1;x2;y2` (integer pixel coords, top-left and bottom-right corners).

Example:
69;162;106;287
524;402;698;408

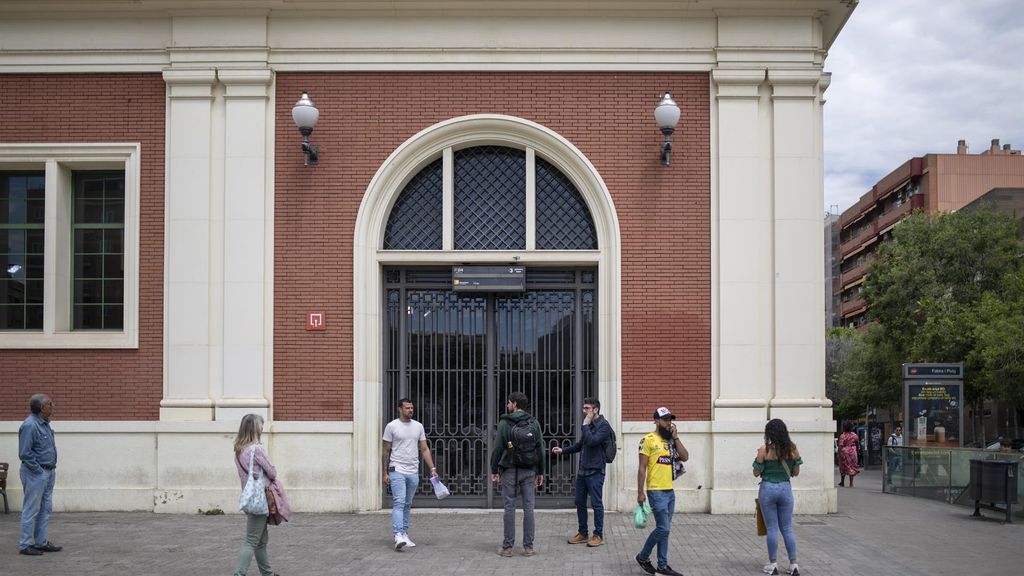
265;485;279;516
755;498;767;536
239;446;269;515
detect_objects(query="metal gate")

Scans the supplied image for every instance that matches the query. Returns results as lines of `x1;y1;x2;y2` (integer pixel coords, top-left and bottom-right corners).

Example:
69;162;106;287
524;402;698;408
384;267;596;508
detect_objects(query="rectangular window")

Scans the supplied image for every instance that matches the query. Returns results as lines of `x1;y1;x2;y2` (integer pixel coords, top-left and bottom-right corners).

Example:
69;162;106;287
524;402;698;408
0;144;140;349
1;172;46;330
73;172;125;330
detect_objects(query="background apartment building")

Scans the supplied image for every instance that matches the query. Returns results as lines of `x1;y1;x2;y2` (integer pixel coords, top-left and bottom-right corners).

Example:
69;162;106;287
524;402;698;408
834;139;1024;328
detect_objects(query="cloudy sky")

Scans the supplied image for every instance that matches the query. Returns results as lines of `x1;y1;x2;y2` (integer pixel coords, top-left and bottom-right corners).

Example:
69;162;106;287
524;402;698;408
823;0;1024;212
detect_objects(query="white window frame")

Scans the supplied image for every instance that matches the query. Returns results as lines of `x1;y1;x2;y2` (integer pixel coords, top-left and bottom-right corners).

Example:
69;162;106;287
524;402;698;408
0;143;140;349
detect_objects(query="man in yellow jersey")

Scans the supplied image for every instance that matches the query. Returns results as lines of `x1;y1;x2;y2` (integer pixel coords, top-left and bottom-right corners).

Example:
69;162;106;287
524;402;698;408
635;407;688;576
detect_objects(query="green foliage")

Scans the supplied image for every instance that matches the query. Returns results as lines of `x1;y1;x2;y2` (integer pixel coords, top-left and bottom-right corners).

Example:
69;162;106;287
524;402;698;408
834;206;1024;415
198;507;225;515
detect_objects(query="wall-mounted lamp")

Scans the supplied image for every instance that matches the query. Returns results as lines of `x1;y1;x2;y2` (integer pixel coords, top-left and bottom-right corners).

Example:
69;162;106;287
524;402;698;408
291;91;320;166
654;91;681;166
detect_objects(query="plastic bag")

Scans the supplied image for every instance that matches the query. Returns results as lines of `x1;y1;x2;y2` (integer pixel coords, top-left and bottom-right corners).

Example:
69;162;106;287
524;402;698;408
632;501;652;529
430;476;450;500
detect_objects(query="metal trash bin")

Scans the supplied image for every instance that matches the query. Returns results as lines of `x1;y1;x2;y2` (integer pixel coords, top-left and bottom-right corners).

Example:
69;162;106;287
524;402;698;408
968;459;1019;522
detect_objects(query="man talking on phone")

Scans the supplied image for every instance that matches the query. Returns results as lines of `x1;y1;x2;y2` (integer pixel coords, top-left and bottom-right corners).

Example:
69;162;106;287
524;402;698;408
552;397;612;547
635;406;688;576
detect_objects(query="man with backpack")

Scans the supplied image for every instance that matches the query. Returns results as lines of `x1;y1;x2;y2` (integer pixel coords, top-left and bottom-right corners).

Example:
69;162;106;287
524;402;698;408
552;397;613;547
490;391;546;557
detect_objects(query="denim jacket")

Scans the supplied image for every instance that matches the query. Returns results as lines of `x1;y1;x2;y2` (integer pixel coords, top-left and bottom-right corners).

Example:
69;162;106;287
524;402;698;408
19;413;58;474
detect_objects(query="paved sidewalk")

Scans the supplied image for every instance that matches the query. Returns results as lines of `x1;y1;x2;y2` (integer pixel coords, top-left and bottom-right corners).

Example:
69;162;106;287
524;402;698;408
1;469;1019;576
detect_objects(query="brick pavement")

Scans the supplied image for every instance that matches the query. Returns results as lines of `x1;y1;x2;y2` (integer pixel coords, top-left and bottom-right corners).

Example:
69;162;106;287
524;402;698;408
1;469;1019;576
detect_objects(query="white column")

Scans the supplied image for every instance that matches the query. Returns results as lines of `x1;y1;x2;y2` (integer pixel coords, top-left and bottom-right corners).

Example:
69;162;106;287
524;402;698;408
768;70;832;422
216;69;273;421
161;70;216;421
712;69;772;422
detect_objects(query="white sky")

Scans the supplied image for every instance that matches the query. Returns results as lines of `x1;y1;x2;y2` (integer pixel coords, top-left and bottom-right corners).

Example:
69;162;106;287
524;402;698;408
823;0;1024;213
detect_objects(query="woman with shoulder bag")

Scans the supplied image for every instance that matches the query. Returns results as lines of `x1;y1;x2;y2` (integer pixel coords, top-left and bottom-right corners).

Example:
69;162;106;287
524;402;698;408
233;414;280;576
752;419;802;576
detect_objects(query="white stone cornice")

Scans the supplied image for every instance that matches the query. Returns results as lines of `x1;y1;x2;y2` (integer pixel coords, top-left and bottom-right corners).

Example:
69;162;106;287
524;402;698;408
767;69;823;99
712;68;765;99
163;69;216;98
218;68;274;98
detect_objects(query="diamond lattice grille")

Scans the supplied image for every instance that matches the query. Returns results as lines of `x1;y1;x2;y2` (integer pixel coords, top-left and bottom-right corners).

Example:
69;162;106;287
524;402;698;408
454;146;526;250
384;158;443;250
536;157;596;250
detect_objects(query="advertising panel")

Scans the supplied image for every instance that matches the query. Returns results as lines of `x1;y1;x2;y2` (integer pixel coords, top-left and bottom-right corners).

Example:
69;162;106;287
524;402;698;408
904;381;963;447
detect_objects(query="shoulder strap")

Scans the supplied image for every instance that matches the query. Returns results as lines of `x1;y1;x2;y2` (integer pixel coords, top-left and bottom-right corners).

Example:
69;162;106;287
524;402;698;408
779;457;792;478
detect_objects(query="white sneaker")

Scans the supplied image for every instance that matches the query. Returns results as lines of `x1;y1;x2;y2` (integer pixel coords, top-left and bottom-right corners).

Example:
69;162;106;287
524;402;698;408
762;563;779;575
394;534;406;551
402;533;416;547
786;564;799;576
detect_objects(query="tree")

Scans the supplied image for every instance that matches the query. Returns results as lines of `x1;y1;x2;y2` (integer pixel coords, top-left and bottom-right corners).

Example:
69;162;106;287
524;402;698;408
843;206;1024;438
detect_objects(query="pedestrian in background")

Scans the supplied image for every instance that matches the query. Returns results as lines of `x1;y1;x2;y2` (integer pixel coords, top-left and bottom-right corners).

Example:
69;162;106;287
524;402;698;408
490;391;546;557
634;406;688;576
552;397;612;547
753;418;802;576
17;394;62;556
233;414;279;576
382;397;439;550
837;421;859;487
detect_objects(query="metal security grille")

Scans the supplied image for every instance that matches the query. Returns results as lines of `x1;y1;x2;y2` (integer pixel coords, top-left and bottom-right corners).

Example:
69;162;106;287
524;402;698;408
454;146;526;250
384;268;596;508
536;157;597;250
383;158;443;250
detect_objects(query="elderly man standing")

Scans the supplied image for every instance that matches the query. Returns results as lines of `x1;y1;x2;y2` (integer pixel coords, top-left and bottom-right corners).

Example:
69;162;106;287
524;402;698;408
18;394;62;556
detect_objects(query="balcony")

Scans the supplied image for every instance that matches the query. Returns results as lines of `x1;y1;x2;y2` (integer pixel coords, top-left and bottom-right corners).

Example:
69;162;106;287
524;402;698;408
876;201;913;233
840;220;878;259
841;297;866;317
841;260;869;286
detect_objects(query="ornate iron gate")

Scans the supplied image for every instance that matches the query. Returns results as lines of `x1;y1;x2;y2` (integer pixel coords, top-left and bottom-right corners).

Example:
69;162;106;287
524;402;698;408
384;267;596;508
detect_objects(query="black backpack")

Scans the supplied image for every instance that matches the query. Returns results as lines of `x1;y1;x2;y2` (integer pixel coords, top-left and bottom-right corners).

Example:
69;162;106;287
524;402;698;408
604;428;618;463
509;417;540;468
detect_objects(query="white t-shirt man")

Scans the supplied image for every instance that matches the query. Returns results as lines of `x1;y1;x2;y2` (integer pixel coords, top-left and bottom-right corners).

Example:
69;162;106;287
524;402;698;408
383;418;426;475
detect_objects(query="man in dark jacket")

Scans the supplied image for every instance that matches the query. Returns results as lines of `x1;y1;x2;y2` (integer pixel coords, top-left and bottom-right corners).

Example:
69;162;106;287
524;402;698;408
490;391;546;557
552;397;612;547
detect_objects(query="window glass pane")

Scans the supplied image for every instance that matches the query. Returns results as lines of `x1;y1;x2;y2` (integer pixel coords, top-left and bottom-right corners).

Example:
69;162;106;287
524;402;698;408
25;254;43;279
74;254;103;278
75;229;104;253
103;305;123;329
535;157;597;250
104;279;124;304
26;229;45;254
74;279;103;304
1;279;26;304
1;173;44;225
25;304;43;330
104;254;124;279
0;305;25;329
72;171;125;331
74;305;102;330
383;158;443;250
454;146;526;250
25;279;43;304
1;230;24;254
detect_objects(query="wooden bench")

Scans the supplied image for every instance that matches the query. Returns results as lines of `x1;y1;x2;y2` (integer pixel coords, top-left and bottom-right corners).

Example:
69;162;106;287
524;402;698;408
0;462;8;514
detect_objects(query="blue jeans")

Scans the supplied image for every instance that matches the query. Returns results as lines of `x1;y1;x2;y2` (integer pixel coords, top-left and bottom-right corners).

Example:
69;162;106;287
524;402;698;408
20;465;56;550
575;470;605;537
389;471;419;535
759;481;797;563
639;489;675;569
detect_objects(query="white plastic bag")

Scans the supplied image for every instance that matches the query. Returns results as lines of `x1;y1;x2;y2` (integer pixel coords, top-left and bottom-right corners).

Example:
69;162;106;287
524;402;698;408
430;476;450;500
239;445;269;515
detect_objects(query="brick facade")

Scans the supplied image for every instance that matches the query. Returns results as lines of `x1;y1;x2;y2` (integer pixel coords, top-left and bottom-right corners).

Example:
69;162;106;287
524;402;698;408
0;74;165;421
273;72;711;422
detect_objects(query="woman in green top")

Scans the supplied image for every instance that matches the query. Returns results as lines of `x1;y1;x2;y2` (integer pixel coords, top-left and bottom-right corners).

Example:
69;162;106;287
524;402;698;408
753;419;803;576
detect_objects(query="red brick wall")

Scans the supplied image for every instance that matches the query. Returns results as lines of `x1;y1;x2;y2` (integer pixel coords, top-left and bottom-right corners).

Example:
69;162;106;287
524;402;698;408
274;72;711;422
0;74;165;421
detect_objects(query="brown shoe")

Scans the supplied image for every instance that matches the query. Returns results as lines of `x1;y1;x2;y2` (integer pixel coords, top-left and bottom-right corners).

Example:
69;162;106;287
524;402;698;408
586;535;604;547
521;547;536;557
568;533;588;544
499;547;513;557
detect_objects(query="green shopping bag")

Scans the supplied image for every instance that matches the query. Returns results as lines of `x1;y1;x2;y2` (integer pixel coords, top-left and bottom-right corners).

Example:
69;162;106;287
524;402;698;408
632;501;652;529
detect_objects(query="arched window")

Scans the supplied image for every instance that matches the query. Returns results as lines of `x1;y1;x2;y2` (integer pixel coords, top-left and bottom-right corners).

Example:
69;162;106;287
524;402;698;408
383;145;596;251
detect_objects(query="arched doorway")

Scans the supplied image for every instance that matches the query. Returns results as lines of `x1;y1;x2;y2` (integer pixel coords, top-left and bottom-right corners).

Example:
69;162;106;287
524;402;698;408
352;115;621;510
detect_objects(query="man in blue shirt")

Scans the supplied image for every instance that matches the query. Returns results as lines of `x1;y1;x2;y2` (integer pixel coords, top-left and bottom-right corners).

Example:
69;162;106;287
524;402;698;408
18;394;62;556
552;397;613;547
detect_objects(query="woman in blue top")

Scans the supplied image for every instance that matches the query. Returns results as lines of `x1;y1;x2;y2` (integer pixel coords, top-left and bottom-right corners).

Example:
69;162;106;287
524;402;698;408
753;419;803;576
